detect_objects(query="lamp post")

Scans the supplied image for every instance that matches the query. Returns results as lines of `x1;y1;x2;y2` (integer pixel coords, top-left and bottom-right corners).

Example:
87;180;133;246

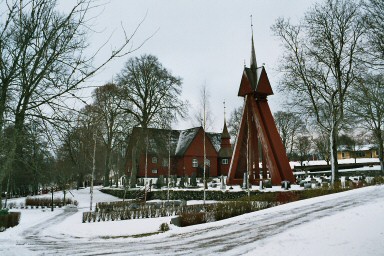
51;184;54;212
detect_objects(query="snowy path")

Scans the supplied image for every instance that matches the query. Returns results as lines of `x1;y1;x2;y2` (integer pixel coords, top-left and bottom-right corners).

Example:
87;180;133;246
9;185;383;256
20;210;78;252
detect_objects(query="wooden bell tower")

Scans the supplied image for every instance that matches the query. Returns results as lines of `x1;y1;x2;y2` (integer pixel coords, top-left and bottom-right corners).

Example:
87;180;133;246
226;31;294;186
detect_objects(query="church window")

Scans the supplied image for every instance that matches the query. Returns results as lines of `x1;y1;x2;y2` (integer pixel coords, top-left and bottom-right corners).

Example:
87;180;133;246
192;158;198;167
222;159;229;165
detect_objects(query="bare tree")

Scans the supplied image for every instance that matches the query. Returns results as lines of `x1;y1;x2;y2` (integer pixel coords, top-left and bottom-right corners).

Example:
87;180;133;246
92;83;132;186
363;0;384;67
313;133;331;165
0;0;147;206
348;73;384;172
117;54;187;186
274;111;305;158
228;105;243;143
117;54;186;129
295;135;312;166
191;83;215;130
272;0;365;184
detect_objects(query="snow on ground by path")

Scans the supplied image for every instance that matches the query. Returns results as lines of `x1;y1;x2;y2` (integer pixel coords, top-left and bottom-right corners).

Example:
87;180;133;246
0;185;383;255
248;198;384;256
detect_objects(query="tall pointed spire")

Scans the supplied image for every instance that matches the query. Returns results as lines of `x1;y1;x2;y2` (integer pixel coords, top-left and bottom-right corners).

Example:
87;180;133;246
222;100;230;139
250;15;257;71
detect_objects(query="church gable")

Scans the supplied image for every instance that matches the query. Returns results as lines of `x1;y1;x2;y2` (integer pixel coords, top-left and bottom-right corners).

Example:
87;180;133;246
238;70;253;96
183;128;219;157
255;67;273;96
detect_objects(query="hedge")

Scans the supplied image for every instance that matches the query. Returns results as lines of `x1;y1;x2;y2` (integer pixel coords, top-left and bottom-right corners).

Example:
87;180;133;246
0;210;21;231
100;188;262;201
25;197;78;207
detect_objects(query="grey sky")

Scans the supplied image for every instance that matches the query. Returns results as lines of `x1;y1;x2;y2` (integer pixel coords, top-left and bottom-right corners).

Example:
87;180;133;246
62;0;318;132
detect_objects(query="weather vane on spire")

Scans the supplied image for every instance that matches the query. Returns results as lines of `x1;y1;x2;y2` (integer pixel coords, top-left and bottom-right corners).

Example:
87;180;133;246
250;14;253;33
223;100;226;121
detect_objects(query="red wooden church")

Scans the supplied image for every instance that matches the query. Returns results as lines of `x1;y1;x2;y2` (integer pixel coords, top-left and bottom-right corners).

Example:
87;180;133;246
125;121;232;179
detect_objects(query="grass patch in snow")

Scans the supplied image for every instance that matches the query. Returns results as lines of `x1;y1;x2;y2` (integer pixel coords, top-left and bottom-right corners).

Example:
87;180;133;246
100;231;162;239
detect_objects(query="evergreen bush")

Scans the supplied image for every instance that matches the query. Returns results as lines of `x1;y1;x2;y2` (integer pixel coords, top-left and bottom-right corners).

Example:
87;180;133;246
159;222;170;232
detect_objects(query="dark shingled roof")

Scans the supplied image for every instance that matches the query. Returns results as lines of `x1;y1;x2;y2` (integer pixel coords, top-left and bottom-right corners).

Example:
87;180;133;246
174;127;200;156
218;147;233;158
129;127;222;157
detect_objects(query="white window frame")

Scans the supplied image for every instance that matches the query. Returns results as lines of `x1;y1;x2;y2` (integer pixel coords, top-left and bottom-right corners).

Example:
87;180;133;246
192;158;198;167
222;158;229;165
151;169;158;174
152;156;158;164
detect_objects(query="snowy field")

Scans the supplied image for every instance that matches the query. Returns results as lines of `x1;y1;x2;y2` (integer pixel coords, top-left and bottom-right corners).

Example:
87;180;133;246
0;183;383;255
290;157;380;167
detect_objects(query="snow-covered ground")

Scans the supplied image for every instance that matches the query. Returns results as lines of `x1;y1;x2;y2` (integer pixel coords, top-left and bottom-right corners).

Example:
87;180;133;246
0;184;383;255
290;157;380;168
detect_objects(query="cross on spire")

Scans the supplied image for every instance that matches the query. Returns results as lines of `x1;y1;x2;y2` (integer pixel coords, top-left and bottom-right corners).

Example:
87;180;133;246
250;14;257;71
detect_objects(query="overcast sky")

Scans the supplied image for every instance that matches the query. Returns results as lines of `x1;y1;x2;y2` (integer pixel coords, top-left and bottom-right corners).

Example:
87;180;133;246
61;0;319;132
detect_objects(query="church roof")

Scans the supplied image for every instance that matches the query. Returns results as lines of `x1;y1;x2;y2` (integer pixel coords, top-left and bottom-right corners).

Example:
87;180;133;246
129;126;222;157
221;120;230;140
174;127;200;156
175;128;222;155
219;147;233;158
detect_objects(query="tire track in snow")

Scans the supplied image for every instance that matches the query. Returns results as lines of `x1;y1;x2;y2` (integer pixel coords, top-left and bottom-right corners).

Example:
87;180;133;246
21;186;384;255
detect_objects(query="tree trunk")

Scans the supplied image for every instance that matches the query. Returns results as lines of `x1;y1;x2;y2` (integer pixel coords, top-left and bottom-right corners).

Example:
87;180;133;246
104;148;111;187
0;184;2;209
378;134;384;174
330;127;339;185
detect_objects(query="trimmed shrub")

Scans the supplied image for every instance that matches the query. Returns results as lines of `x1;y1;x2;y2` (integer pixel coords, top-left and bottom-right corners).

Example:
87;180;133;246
179;212;206;227
0;211;21;231
275;192;299;204
101;188;262;201
159;222;170;232
25;197;78;207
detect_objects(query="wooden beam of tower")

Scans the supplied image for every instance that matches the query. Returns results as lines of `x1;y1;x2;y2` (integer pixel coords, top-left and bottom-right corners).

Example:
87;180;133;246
227;94;294;185
250;97;294;184
227;98;250;185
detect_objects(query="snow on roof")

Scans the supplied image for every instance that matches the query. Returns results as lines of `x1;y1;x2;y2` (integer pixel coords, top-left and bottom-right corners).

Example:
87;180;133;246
131;127;223;157
175;127;200;156
207;132;221;152
338;144;377;151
